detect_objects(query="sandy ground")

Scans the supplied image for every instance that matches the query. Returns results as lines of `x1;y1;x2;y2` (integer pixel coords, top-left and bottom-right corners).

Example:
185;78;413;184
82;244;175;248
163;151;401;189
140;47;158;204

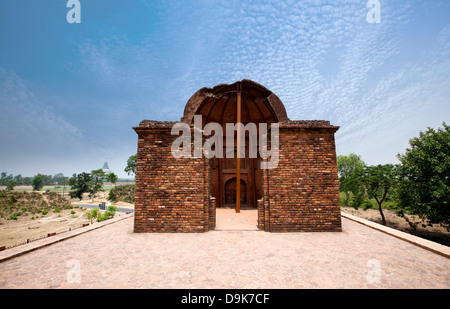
0;208;90;248
0;189;132;249
341;206;449;247
68;191;135;209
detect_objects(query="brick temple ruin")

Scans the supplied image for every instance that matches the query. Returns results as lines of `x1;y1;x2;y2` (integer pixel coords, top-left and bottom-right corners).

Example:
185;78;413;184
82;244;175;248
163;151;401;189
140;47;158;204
133;79;342;232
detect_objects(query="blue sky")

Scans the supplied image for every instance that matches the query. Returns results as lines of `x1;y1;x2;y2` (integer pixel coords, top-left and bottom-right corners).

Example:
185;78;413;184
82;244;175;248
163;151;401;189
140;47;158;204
0;0;449;178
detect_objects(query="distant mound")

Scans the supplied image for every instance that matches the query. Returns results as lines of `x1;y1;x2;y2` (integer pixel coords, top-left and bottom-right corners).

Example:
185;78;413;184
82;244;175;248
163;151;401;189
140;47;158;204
108;184;135;204
0;190;73;220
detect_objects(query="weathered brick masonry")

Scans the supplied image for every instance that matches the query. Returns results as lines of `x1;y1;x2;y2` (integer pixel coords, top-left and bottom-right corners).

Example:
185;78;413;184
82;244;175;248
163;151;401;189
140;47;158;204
133;80;342;233
134;122;214;232
261;123;341;232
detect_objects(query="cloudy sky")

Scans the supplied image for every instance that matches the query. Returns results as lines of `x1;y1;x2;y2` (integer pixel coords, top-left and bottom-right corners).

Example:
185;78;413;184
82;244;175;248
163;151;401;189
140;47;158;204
0;0;449;178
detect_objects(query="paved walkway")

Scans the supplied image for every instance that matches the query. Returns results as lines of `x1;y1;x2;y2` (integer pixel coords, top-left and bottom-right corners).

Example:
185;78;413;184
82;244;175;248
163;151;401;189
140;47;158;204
216;208;258;231
0;213;448;289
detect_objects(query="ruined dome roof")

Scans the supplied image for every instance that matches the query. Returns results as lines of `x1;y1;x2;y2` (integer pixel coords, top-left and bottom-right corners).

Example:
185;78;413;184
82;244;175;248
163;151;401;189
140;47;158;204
181;79;289;125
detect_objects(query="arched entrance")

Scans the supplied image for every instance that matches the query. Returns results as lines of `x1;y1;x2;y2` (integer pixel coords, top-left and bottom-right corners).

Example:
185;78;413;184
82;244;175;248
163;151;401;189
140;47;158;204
181;79;288;228
224;178;247;206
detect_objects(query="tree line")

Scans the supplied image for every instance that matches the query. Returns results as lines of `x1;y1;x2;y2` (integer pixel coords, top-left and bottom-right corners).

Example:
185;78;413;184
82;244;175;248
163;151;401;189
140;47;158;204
0;170;124;195
338;122;449;230
0;173;70;191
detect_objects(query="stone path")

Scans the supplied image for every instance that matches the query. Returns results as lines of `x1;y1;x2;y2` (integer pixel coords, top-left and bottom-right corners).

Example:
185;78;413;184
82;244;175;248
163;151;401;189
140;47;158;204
0;214;448;289
216;208;258;231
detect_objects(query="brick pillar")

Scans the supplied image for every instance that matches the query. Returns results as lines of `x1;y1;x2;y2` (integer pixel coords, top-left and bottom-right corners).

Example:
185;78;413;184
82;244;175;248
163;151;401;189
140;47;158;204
257;199;264;231
209;197;216;230
262;158;270;232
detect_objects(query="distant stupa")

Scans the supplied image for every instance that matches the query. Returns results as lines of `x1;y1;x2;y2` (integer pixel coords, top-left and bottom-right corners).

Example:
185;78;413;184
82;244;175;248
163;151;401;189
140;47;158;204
102;158;111;174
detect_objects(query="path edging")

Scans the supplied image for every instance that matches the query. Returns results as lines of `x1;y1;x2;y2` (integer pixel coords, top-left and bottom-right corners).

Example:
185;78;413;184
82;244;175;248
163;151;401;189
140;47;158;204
0;213;134;263
341;212;450;259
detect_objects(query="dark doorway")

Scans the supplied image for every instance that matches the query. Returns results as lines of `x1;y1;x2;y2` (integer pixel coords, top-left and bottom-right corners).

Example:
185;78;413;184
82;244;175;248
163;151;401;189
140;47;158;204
225;178;247;206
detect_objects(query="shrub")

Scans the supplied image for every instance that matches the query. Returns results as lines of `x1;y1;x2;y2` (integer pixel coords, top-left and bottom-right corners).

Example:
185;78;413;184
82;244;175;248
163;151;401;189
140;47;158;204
86;208;101;224
8;213;19;220
97;206;117;222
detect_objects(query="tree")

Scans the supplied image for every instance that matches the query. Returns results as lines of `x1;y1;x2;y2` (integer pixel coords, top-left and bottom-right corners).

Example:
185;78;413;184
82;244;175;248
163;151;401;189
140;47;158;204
53;173;67;186
397;122;450;229
337;153;365;206
13;174;23;185
69;173;92;200
23;177;32;186
106;172;118;187
124;154;137;177
6;180;17;191
32;174;45;191
90;169;105;198
360;164;398;226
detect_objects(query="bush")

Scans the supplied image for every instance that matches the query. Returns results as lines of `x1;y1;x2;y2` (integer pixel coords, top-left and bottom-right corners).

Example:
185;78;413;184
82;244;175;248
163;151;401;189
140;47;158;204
97;206;117;222
8;213;20;220
107;184;135;203
86;208;101;224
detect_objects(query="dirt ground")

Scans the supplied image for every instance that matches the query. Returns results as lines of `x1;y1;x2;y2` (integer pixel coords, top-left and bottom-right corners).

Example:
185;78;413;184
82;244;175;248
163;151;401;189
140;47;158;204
67;190;135;209
0;208;90;248
341;206;450;247
0;188;132;249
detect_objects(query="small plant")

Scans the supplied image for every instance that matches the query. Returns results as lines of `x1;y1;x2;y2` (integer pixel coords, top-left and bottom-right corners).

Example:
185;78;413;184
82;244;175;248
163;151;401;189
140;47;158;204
54;207;61;213
41;210;48;215
97;206;117;222
86;208;101;224
8;213;19;220
70;210;75;214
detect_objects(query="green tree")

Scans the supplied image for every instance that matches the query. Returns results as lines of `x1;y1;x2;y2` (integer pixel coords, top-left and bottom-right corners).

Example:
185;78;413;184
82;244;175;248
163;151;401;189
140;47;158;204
32;174;45;191
53;173;67;185
397;122;450;230
124;154;137;177
6;180;17;191
69;173;92;200
106;172;118;187
90;169;105;198
361;164;398;226
13;174;23;185
337;153;365;206
0;172;7;186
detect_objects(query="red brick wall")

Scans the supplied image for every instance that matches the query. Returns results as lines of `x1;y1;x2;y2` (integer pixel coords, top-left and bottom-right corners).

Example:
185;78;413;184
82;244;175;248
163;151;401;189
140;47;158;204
133;121;341;233
133;127;212;233
262;127;342;232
